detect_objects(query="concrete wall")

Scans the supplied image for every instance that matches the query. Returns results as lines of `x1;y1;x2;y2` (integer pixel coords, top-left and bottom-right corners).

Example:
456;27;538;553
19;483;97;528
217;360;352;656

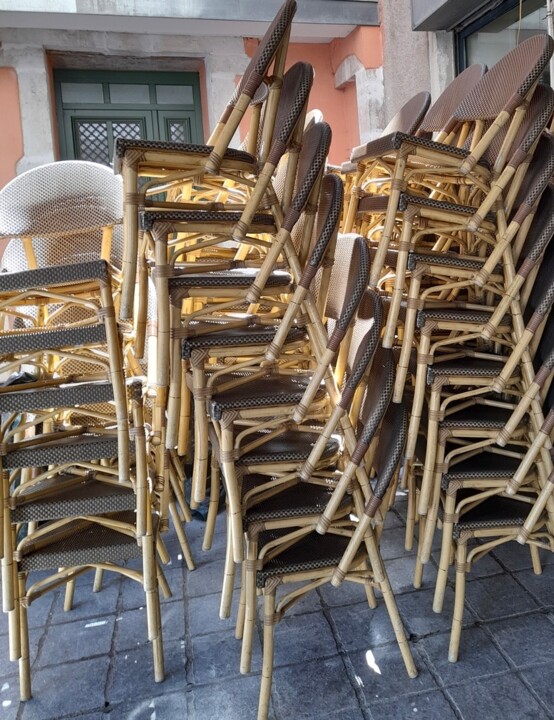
379;0;455;122
0;27;250;175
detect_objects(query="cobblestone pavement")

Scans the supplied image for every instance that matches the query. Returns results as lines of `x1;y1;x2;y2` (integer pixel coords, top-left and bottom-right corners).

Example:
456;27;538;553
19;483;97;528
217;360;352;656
1;492;554;720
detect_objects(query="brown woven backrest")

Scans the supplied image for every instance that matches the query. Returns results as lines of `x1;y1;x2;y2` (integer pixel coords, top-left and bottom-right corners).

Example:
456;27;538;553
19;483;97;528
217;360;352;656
265;62;314;166
511;133;554;226
418;63;486;134
325;234;370;322
221;0;297;121
281;122;332;233
308;173;343;304
338;291;384;410
382;91;431;135
517;184;554;273
523;233;554;324
453;34;554;122
371;400;407;499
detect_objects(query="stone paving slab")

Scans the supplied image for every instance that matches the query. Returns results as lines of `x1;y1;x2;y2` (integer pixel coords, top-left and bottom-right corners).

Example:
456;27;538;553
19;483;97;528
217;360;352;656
2;496;554;720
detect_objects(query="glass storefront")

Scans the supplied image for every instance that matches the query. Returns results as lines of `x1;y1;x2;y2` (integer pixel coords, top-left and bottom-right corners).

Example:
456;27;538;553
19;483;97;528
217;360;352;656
458;0;549;82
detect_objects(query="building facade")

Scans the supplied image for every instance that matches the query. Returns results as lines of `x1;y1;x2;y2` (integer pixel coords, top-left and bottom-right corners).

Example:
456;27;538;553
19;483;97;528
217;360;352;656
0;0;550;189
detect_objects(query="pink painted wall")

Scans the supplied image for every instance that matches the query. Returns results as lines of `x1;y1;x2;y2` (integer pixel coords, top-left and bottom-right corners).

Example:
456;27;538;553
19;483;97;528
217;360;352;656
0;68;24;188
0;67;24;260
243;26;382;165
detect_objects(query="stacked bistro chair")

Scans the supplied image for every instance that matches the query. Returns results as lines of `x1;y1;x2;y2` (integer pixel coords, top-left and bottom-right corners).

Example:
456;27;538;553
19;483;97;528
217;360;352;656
397;131;554;563
0;161;169;698
114;0;298;322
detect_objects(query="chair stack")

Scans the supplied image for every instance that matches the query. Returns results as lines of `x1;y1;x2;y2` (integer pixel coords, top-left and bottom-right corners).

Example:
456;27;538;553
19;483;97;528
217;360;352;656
344;32;554;663
109;1;421;717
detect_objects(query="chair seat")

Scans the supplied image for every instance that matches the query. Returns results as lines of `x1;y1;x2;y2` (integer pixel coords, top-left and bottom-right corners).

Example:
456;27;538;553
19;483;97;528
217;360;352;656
141;209;275;230
237;429;341;466
407;251;500;273
256;530;355;588
441;452;523;489
3;431;124;470
0;323;107;356
0;259;110;294
417;307;509;329
441;402;521;431
351;131;471;163
210;373;325;420
426;357;517;384
15;511;146;572
452;495;533;539
182;325;306;358
113;138;256;173
169;267;292;291
244;482;350;527
0;379;142;415
12;475;136;522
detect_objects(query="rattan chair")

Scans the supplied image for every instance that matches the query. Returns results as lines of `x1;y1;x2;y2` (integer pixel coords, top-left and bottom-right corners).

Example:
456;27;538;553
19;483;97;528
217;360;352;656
114;0;297;320
254;397;416;720
0;163;167;698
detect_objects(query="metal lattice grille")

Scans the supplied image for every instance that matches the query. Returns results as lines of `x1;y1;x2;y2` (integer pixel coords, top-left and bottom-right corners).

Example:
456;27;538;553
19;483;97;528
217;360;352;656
76;122;110;165
169;121;190;143
112;122;142;141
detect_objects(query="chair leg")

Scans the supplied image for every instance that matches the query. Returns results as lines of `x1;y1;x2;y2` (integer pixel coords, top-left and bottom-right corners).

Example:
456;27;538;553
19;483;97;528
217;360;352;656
258;589;277;720
241;538;258;674
93;568;104;594
220;516;235;619
530;542;542;575
405;471;417;551
18;572;31;701
448;540;467;663
366;530;417;679
419;445;445;564
169;500;195;571
433;493;456;614
143;534;165;683
64;578;77;611
203;455;220;552
235;560;247;640
413;515;425;589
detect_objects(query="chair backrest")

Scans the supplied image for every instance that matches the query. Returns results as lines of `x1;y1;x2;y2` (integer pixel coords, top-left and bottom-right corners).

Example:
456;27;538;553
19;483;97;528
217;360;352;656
510;132;554;230
214;0;296;126
417;63;487;135
523;233;554;329
370;400;408;502
452;34;554;124
0;160;124;272
324;234;370;333
515;179;554;273
382;91;431;136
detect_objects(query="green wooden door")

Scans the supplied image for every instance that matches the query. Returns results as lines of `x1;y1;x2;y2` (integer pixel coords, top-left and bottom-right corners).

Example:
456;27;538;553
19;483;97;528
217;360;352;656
54;70;204;164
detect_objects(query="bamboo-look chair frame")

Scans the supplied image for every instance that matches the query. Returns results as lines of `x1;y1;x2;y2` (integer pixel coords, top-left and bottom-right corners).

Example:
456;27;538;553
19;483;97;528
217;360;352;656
252;399;416;719
215;297;385;669
378;84;554;351
115;0;297;320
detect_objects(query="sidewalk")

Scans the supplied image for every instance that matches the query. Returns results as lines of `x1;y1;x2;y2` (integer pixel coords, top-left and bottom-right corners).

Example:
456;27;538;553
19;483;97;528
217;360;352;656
1;492;554;720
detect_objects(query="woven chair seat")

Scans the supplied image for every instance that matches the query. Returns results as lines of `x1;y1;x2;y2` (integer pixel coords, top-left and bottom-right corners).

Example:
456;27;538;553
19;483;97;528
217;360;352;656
182;325;306;358
351;131;471;163
140;210;275;230
15;511;146;572
210;373;325;420
244;482;350;528
0;323;107;356
441;403;518;430
12;475;136;523
0;380;119;415
237;429;340;466
452;496;531;539
441;452;523;490
113;138;256;173
256;530;354;588
426;358;517;384
417;307;510;329
399;192;493;217
169;267;292;291
3;431;125;470
407;251;500;273
0;259;111;294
